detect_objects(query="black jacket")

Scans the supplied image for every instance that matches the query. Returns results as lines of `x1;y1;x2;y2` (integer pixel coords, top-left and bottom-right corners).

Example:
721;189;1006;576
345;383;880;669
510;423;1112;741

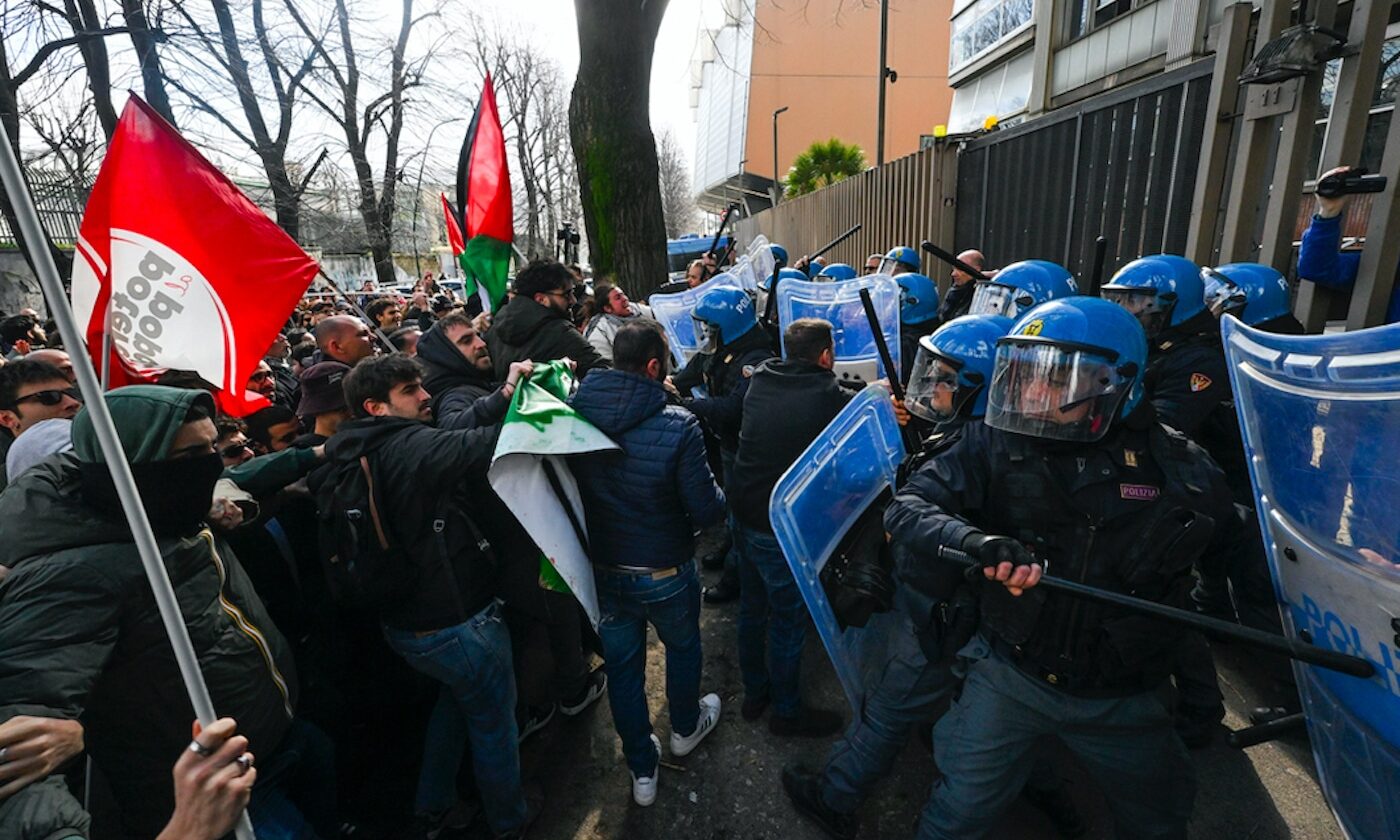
674;327;776;452
486;295;608;381
886;415;1236;695
313;417;505;632
939;280;975;323
729;359;853;531
417;322;510;431
570;369;725;568
0;455;297;838
1146;326;1248;503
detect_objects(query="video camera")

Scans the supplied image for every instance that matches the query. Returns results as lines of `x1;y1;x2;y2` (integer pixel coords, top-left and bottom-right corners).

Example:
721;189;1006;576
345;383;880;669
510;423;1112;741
556;222;581;264
1315;167;1388;199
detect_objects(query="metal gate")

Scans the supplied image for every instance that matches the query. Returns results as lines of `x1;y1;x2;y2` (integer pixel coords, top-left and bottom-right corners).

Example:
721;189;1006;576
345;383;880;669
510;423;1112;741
956;59;1215;281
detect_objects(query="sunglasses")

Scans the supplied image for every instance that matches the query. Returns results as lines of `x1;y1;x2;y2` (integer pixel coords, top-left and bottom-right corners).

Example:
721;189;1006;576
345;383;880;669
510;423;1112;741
220;442;252;460
13;387;82;407
248;371;273;382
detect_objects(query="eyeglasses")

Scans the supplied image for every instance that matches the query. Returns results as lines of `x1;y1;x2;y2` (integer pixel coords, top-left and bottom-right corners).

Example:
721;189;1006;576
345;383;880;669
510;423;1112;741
248;371;273;382
12;387;82;407
220;442;251;459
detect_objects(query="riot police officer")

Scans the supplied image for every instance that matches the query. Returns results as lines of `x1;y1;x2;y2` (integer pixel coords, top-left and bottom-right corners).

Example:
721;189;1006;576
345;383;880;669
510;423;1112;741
1204;262;1305;334
968;259;1079;319
896;273;942;383
781;314;1091;840
878;245;921;277
887;298;1236;839
1101;254;1238;745
816;263;858;282
672;286;777;603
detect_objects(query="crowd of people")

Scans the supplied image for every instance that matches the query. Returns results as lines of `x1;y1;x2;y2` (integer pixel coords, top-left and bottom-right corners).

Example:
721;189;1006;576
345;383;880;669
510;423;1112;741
0;181;1384;840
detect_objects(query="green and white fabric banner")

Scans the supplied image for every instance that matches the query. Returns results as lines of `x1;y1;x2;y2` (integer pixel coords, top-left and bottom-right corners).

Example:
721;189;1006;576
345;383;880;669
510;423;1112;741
489;361;617;629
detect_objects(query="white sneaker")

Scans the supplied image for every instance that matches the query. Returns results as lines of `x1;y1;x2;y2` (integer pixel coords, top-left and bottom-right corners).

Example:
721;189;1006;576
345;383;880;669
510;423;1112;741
670;692;722;757
631;734;661;806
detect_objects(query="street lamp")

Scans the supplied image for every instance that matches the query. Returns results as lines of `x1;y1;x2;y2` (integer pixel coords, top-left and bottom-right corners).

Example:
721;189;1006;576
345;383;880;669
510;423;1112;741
772;106;789;204
411;116;465;279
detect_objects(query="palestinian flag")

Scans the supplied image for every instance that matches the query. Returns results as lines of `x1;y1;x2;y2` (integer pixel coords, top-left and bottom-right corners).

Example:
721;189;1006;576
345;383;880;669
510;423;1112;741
456;75;513;313
488;361;619;629
441;193;464;257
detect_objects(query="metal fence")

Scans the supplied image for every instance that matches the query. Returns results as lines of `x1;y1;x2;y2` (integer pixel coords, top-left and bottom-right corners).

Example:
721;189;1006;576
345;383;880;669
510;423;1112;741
955;59;1215;282
733;143;958;284
0;169;88;248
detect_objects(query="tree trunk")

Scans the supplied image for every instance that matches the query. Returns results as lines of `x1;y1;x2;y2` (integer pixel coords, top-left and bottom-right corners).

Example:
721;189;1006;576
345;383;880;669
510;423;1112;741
120;0;176;127
569;0;669;295
0;42;74;283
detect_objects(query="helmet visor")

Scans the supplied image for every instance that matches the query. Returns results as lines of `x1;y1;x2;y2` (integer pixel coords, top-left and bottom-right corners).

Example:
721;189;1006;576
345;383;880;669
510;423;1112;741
906;349;968;422
1102;287;1170;336
878;257;916;277
985;342;1130;442
691;315;718;354
970;282;1031;318
1201;269;1247;318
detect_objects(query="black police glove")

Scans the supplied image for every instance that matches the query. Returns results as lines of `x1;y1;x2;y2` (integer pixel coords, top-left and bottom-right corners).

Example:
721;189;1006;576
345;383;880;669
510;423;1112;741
961;532;1036;570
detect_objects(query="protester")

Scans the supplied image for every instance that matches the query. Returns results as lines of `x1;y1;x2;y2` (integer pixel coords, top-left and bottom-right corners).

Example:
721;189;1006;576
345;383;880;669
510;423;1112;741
390;325;422;356
726;318;849;736
246;359;278;403
365;297;405;333
313;315;376;367
0;359;83;491
293;361;352;448
316;354;540;838
0;314;46;360
23;348;75;382
0;386;335;838
264;332;300;409
244;404;301;454
569;322;726;805
487;258;609;379
583;282;656;362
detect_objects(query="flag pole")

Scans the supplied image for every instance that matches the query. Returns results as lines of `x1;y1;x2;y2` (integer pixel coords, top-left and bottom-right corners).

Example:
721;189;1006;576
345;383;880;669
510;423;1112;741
315;268;397;351
100;299;113;390
0;131;257;840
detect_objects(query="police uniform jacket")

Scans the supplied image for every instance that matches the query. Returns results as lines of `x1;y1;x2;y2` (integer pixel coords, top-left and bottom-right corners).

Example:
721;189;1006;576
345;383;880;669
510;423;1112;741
673;328;776;452
886;411;1236;696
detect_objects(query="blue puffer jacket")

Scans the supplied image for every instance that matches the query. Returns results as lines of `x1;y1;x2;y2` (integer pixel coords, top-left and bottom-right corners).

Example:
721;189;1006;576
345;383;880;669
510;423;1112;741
569;369;725;569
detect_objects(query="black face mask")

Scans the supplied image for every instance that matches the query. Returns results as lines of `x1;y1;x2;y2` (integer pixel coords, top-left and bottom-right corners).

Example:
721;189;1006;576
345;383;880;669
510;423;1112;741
80;453;225;537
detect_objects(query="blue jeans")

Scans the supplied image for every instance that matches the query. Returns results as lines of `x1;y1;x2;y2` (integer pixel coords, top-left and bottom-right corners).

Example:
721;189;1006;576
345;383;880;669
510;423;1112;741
917;637;1194;839
383;600;527;836
818;609;958;814
247;719;338;840
734;521;807;717
595;560;703;777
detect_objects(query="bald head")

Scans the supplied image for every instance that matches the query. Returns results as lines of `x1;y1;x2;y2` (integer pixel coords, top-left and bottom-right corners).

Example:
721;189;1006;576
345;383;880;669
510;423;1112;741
25;349;75;382
314;315;375;366
951;250;986;286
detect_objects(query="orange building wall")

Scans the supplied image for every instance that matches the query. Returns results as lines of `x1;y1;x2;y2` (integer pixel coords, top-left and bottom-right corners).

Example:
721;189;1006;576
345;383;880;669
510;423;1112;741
744;0;954;183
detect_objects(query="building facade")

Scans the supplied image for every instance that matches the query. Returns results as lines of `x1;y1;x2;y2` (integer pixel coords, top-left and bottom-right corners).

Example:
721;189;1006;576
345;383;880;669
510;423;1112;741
690;0;956;213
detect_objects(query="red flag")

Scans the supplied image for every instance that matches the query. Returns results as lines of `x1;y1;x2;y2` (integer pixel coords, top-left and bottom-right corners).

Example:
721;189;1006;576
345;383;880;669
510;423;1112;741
441;193;465;256
71;95;317;416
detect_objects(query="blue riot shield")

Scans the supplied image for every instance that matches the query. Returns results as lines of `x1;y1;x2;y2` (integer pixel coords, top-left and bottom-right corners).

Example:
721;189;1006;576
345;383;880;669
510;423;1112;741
648;271;745;365
746;234;776;287
776;274;901;386
1222;317;1400;840
769;383;905;711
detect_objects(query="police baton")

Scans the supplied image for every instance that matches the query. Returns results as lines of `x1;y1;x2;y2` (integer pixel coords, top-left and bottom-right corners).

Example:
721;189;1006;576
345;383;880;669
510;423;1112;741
1086;235;1108;297
934;545;1377;679
809;223;862;263
920;240;988;281
858;286;922;454
706;204;739;261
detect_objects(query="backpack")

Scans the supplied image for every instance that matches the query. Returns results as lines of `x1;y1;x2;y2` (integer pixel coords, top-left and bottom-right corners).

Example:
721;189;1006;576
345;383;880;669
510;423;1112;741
314;455;418;610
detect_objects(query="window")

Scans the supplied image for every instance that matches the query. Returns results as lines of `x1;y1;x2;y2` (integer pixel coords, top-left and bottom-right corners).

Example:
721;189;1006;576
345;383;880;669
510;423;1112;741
1065;0;1146;42
950;0;1035;72
1308;35;1400;178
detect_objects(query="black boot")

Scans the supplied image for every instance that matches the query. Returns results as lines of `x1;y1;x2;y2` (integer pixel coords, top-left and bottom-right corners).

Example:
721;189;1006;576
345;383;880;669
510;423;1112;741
782;766;857;840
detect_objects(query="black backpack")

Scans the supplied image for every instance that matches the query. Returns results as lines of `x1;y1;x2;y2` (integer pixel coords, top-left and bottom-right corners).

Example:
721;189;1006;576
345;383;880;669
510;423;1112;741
314;455;418;610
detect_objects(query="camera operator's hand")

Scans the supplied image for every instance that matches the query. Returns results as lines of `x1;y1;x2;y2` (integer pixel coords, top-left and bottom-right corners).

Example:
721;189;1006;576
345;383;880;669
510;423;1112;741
1316;165;1353;218
962;532;1042;596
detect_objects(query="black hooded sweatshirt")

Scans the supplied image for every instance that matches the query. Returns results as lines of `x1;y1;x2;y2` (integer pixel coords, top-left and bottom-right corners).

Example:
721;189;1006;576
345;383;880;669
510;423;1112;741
416;322;510;430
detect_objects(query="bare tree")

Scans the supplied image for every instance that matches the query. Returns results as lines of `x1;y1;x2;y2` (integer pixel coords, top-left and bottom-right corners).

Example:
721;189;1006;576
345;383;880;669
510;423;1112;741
27;97;103;188
656;129;695;238
285;0;438;286
162;0;325;242
123;0;177;124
